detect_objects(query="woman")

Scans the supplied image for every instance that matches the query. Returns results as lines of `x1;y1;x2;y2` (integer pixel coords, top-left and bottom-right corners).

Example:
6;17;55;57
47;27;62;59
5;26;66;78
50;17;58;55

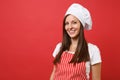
50;3;102;80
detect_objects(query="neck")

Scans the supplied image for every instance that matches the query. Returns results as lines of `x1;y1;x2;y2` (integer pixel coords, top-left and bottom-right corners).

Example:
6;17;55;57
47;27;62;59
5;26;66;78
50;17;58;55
68;38;79;52
71;38;79;46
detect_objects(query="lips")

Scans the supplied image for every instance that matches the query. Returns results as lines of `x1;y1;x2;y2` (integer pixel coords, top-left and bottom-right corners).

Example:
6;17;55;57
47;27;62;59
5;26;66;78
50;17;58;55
68;29;76;35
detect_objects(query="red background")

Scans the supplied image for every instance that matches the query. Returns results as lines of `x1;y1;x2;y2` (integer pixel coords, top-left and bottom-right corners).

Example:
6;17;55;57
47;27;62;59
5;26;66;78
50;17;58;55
0;0;120;80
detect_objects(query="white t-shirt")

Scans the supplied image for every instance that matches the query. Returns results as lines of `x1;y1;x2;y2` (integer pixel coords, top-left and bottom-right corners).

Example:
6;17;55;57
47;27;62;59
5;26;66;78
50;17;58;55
53;42;102;79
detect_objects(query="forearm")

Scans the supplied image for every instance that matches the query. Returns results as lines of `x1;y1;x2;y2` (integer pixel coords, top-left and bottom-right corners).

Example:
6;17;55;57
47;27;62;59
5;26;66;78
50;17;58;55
50;66;56;80
92;63;101;80
50;71;54;80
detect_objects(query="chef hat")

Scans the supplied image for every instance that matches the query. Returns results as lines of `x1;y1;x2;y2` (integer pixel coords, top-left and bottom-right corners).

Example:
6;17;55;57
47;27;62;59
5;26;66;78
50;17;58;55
65;3;92;30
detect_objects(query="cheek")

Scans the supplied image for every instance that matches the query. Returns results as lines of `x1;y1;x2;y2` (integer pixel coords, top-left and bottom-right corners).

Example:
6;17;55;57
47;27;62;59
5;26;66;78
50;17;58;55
65;26;68;31
77;25;81;32
77;27;81;34
78;26;81;31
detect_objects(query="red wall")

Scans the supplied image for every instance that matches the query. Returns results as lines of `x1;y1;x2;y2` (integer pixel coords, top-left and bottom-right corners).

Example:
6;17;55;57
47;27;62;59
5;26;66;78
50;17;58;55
0;0;120;80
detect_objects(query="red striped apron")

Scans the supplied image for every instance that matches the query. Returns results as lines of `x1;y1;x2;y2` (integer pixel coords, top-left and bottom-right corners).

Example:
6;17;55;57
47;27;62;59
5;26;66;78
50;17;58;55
54;51;87;80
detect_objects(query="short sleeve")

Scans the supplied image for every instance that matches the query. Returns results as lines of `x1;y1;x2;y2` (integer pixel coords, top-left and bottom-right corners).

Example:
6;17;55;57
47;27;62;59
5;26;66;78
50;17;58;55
88;43;102;65
52;43;62;57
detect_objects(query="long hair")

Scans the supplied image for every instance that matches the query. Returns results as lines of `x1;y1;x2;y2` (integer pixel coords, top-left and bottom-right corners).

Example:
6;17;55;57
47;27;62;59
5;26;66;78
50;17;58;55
53;15;90;65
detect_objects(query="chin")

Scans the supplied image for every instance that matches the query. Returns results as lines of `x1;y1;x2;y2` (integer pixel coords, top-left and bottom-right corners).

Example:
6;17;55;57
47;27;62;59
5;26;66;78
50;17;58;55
69;34;79;39
70;36;78;39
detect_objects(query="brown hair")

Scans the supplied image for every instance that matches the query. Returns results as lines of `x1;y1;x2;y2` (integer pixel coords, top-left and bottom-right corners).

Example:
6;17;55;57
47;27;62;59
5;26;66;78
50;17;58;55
53;15;90;65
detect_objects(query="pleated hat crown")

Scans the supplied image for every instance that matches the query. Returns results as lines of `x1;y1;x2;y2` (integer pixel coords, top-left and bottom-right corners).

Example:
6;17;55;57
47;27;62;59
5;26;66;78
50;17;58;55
65;3;92;30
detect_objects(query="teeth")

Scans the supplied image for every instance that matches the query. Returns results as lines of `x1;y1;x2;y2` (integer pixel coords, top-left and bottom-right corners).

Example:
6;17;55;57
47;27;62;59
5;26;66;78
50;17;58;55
69;30;75;34
70;29;75;31
70;31;74;32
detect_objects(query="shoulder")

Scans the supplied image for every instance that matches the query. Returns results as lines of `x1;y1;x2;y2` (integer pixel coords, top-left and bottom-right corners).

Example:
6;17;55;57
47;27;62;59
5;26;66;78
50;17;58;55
52;42;62;57
56;42;62;48
88;43;102;65
88;43;100;52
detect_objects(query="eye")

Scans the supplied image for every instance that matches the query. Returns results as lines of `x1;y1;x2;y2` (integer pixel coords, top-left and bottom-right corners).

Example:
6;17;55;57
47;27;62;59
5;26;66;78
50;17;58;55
65;22;69;25
72;21;77;24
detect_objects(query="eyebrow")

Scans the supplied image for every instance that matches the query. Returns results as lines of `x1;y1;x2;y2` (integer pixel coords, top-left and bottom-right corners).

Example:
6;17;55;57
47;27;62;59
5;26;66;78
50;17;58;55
65;19;79;22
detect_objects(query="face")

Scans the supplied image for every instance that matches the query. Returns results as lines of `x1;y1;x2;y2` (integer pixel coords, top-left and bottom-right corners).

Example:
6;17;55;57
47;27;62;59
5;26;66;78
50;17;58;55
65;15;81;39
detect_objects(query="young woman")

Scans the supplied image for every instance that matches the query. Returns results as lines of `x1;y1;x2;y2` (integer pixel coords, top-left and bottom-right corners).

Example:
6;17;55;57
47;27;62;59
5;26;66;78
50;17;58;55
50;3;102;80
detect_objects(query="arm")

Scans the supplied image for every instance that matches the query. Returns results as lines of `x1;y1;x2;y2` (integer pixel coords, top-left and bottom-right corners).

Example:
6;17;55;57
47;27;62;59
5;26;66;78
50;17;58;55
50;66;56;80
91;63;101;80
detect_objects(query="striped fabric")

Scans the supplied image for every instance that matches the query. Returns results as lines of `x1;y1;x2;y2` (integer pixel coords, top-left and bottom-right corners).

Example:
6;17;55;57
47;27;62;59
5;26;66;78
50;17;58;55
54;51;87;80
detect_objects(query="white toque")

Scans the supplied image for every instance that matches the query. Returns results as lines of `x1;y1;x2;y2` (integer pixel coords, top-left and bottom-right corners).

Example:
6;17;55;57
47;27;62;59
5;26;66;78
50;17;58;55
65;3;92;30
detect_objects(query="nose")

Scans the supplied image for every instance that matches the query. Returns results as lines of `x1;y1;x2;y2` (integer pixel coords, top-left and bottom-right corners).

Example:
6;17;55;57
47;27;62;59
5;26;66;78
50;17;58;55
68;23;72;28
